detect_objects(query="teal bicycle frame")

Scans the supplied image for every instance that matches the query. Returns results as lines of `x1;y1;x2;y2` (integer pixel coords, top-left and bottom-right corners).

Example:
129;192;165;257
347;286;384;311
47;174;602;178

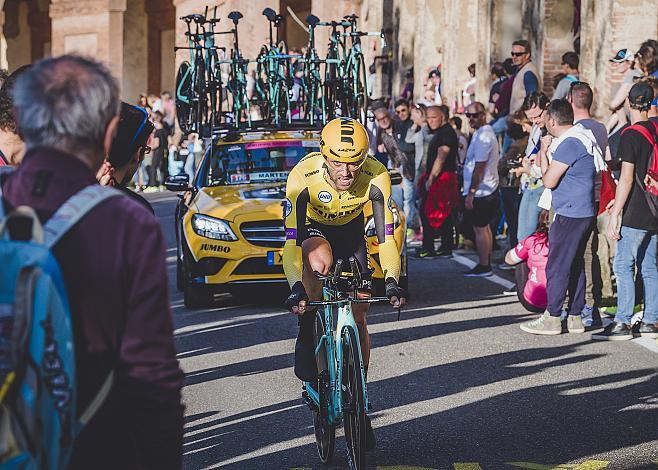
302;257;388;467
304;289;371;425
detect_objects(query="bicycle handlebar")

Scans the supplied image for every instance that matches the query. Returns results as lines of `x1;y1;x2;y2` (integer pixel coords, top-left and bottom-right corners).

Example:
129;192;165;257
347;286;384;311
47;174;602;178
307;297;388;306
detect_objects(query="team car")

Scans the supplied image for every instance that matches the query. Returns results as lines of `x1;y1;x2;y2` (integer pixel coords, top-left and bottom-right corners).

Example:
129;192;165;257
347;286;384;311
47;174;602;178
166;128;408;308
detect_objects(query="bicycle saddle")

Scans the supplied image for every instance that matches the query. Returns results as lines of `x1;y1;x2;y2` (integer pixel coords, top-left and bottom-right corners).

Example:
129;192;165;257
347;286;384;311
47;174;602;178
306;14;320;27
262;8;277;21
181;14;204;23
228;11;243;24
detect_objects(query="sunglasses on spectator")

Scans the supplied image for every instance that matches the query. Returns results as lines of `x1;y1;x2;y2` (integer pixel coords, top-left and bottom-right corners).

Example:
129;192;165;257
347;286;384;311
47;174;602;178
511;51;528;57
375;115;391;122
525;109;546;121
465;111;483;118
395;108;409;114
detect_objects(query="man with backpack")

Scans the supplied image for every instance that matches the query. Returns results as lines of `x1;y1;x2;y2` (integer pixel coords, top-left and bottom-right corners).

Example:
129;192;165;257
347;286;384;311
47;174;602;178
593;81;658;340
0;56;183;468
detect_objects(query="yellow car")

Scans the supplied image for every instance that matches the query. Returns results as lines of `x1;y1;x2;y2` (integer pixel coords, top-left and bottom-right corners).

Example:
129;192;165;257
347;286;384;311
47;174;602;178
167;129;408;308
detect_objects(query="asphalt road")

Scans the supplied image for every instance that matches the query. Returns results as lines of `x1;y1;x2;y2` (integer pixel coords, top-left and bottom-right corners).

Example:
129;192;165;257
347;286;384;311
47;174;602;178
148;192;658;470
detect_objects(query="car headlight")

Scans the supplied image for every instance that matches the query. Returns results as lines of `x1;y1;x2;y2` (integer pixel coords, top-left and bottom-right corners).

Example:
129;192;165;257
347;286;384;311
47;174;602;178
191;214;238;241
365;209;401;238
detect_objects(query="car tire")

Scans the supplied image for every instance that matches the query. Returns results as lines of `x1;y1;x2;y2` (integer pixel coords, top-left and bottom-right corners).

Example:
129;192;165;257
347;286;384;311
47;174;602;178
183;283;214;310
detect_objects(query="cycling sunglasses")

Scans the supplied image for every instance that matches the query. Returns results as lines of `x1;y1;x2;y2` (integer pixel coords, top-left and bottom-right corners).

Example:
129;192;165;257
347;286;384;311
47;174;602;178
108;103;154;168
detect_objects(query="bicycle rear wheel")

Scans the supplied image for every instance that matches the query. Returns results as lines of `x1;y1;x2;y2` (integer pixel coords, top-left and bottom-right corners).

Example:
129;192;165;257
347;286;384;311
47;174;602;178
313;311;335;463
342;325;367;469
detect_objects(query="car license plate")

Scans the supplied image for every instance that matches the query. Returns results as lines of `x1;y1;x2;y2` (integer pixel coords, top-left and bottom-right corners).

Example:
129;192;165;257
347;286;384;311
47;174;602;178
267;250;284;266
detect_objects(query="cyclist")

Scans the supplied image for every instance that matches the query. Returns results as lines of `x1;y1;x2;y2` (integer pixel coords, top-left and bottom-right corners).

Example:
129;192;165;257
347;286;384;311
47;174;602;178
283;117;407;447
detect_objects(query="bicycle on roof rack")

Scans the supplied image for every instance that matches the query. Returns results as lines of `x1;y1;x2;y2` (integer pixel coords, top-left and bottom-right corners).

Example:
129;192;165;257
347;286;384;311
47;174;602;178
254;8;301;127
175;7;228;137
222;11;253;128
174;10;379;131
302;257;388;469
339;14;385;123
175;12;208;135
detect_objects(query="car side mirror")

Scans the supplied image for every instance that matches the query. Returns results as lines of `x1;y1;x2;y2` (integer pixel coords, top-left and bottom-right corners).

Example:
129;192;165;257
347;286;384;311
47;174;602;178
165;175;191;192
389;170;402;186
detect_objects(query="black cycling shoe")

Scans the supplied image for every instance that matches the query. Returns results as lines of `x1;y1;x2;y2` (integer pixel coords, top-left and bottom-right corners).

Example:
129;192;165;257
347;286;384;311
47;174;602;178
364;414;376;450
294;314;318;382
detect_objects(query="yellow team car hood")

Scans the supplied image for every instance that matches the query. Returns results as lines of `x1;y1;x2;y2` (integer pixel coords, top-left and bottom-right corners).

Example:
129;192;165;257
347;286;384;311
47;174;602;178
193;183;286;222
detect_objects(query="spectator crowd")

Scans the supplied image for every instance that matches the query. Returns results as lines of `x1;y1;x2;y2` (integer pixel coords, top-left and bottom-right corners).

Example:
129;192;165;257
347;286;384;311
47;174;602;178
0;33;657;470
367;37;658;341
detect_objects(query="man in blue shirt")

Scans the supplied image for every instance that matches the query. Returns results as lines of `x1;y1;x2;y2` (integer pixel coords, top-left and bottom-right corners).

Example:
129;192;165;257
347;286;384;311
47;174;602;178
521;99;596;335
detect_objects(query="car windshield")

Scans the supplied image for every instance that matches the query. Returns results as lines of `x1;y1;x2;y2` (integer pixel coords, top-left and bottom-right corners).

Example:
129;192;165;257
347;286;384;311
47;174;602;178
203;140;319;186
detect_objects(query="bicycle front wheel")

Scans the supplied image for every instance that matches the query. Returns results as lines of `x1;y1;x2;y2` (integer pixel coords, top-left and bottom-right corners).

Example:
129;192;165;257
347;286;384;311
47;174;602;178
313;311;335;464
341;325;367;469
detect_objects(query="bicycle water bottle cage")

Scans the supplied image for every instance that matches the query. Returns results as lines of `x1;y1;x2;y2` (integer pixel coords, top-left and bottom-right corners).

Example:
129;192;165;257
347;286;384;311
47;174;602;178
228;11;243;24
306;15;320;28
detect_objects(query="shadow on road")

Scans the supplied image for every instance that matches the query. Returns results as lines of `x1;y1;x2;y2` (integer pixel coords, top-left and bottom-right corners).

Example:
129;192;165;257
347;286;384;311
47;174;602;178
183;340;658;469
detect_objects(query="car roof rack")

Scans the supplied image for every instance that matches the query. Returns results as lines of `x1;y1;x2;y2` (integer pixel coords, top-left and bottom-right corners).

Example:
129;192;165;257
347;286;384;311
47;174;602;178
211;119;323;137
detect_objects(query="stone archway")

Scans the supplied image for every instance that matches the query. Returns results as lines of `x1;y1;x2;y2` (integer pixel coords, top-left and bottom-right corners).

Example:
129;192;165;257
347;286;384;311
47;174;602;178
145;0;175;96
1;0;51;71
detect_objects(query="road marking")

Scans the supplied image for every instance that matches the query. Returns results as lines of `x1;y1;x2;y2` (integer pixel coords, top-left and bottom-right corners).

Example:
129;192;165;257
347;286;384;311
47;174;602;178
631;336;658;354
377;467;436;469
451;254;515;290
174;310;286;335
166;255;176;263
454;464;483;470
508;460;610;469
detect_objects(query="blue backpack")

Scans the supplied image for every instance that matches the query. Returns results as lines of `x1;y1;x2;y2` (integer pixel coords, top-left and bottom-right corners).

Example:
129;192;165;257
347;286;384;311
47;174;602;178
0;170;119;469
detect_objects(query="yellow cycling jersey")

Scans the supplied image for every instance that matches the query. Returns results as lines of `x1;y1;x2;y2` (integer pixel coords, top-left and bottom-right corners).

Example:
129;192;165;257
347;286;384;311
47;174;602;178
283;152;400;287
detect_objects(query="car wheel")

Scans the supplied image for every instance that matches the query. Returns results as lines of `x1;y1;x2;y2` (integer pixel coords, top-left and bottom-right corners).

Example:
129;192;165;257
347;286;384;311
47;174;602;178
183;283;214;310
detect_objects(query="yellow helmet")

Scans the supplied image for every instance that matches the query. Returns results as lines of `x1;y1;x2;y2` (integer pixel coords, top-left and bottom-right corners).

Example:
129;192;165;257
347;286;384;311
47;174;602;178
319;118;369;164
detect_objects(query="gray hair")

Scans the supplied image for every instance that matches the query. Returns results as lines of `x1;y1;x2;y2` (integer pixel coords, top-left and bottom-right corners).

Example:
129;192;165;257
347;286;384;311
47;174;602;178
12;55;120;158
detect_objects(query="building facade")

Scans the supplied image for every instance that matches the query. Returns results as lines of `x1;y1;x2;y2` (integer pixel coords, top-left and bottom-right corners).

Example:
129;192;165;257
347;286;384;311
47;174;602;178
0;0;656;119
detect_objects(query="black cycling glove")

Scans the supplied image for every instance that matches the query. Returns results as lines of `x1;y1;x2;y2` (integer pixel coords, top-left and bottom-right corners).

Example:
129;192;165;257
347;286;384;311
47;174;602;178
385;277;408;301
284;281;309;311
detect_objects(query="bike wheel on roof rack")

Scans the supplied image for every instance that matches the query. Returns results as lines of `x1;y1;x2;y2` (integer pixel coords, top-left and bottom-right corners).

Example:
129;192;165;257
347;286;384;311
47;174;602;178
175;61;193;134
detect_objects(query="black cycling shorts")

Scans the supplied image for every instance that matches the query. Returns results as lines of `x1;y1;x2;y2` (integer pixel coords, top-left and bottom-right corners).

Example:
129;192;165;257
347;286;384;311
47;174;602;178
303;212;371;291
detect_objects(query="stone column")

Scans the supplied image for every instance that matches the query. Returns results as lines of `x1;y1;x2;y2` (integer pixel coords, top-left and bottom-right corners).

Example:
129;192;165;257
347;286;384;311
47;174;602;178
475;0;493;106
146;0;175;95
49;0;127;80
0;10;6;70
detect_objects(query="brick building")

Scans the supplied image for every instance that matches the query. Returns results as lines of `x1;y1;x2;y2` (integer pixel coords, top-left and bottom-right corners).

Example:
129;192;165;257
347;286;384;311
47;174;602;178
0;0;656;119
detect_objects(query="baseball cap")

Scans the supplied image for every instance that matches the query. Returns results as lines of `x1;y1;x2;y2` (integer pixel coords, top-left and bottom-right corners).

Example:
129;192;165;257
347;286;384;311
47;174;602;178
609;48;634;63
108;102;154;168
628;81;654;109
